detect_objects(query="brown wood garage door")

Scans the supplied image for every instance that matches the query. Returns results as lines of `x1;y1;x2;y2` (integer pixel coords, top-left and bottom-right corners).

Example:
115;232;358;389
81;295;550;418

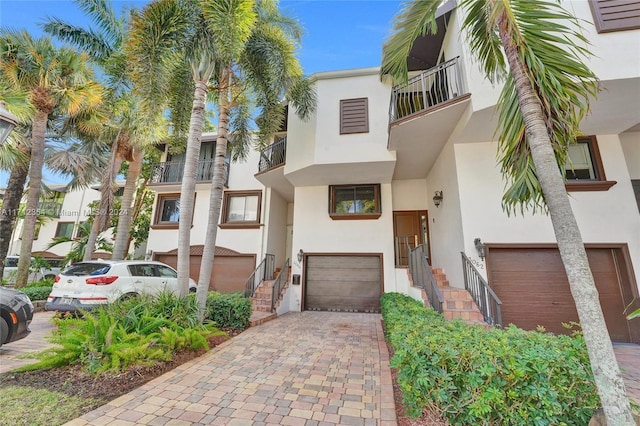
487;246;639;343
155;246;256;293
304;254;382;313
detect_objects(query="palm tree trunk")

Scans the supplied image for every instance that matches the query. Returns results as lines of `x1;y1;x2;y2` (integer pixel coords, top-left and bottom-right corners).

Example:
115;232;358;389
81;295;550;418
111;147;144;260
196;67;232;318
83;135;123;261
15;111;47;288
177;79;208;296
497;15;634;424
0;153;30;282
125;176;150;253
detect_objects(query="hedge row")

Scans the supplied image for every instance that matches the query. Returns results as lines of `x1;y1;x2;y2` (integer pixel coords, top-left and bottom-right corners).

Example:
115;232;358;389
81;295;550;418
381;292;600;425
20;286;53;302
205;292;252;330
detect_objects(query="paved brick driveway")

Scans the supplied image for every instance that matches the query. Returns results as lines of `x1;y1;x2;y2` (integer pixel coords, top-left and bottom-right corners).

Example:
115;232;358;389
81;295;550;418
67;312;396;426
0;310;57;373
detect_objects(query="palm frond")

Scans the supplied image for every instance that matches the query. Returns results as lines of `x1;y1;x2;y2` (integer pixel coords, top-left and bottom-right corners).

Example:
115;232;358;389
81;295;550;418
41;18;113;62
201;0;257;62
381;0;442;83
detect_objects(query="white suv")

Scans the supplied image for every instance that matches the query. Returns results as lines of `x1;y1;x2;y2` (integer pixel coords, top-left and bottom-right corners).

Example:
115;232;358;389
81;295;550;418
45;260;197;312
3;256;62;285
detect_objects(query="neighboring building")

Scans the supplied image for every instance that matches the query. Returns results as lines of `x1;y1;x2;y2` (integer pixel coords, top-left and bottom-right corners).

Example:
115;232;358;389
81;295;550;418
145;0;640;342
8;183;125;261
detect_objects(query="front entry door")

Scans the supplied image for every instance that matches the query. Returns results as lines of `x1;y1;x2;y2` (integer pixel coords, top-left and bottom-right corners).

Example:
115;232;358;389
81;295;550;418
393;210;429;267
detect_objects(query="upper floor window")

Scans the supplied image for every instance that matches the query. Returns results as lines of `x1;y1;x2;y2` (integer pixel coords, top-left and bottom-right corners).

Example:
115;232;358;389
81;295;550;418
564;135;616;192
152;193;194;229
329;184;381;220
340;98;369;134
589;0;640;33
55;222;74;239
220;190;262;229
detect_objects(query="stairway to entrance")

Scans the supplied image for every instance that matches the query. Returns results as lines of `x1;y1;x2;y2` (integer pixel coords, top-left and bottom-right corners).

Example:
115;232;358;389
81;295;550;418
415;268;486;325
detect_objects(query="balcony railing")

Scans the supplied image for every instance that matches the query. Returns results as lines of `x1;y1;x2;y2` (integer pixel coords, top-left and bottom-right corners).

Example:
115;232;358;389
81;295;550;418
389;56;465;122
149;159;229;185
258;137;286;173
37;201;63;217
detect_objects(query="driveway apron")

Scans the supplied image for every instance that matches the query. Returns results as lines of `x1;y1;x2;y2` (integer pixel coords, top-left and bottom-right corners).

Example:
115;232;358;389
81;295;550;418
67;312;397;426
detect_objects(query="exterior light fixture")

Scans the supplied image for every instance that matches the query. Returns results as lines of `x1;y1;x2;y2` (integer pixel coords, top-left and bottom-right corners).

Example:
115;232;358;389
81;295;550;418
474;238;486;260
0;101;18;146
297;249;304;262
433;190;443;208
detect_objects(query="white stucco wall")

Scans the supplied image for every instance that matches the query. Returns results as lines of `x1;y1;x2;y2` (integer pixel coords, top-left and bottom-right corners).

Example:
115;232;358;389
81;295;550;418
425;141;466;286
289;184;396;310
454;135;640;291
263;188;288;267
11;186;102;257
391;179;429;211
285;69;395;176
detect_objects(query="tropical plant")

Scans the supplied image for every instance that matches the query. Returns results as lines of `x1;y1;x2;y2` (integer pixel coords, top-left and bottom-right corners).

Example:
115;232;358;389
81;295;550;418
381;0;633;423
43;0;168;261
127;0;315;320
0;30;104;288
46;221;113;264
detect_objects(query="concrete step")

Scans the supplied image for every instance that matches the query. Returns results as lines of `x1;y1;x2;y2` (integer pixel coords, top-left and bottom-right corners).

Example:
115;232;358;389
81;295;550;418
443;309;485;322
250;311;277;327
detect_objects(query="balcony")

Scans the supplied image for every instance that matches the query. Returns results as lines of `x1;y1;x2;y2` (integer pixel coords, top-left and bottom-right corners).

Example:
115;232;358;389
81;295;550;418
254;137;293;201
389;57;467;123
149;159;229;186
388;57;472;180
258;137;286;173
37;201;63;217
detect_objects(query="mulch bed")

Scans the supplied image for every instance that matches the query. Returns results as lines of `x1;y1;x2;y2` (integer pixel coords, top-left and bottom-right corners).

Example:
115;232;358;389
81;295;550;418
0;333;236;407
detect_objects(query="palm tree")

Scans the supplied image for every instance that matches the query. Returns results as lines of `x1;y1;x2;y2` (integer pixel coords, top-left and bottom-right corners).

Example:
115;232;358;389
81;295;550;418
44;0;167;261
0;87;33;282
127;0;315;313
381;0;633;423
0;30;104;289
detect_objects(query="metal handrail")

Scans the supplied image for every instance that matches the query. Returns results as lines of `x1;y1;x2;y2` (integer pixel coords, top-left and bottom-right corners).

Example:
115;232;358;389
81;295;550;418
408;244;443;313
461;252;502;326
258;137;286;172
244;254;275;297
149;159;230;185
271;258;290;312
389;56;465;122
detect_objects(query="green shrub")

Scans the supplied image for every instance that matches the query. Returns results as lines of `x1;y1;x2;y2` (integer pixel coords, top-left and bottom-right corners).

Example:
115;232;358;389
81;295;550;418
205;292;252;330
17;292;225;374
27;277;54;288
20;286;53;301
381;293;600;425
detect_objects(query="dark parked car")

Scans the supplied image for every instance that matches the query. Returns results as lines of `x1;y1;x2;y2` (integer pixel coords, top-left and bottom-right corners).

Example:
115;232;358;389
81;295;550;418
0;286;34;347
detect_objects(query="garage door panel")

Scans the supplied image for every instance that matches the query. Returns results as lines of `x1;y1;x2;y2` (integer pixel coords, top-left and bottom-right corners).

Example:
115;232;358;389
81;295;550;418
306;268;381;282
304;255;382;312
488;247;634;343
156;251;254;294
305;295;381;312
307;256;380;268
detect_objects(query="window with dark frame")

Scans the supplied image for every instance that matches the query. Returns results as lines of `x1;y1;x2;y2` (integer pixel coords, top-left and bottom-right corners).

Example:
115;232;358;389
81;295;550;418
55;222;74;239
329;184;381;220
564;135;616;192
340;98;369;134
152;193;195;229
220;190;262;228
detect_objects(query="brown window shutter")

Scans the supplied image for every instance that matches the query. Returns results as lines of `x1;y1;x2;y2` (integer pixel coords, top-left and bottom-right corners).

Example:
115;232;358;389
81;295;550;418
340;98;369;134
589;0;640;33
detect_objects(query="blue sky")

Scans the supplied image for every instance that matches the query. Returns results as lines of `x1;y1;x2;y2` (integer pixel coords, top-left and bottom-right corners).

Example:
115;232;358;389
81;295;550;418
0;0;403;186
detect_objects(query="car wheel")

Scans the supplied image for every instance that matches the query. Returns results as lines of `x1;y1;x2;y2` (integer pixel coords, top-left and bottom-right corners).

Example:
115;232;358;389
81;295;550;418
119;292;139;302
0;317;8;348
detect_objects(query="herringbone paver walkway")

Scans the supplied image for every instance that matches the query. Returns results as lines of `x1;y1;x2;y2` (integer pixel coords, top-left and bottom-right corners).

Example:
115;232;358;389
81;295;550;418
0;311;57;373
66;312;396;426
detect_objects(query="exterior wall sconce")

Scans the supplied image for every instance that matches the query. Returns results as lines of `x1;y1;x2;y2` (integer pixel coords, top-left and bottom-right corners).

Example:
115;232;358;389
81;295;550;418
297;249;304;262
433;191;443;208
0;101;18;146
474;238;486;260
